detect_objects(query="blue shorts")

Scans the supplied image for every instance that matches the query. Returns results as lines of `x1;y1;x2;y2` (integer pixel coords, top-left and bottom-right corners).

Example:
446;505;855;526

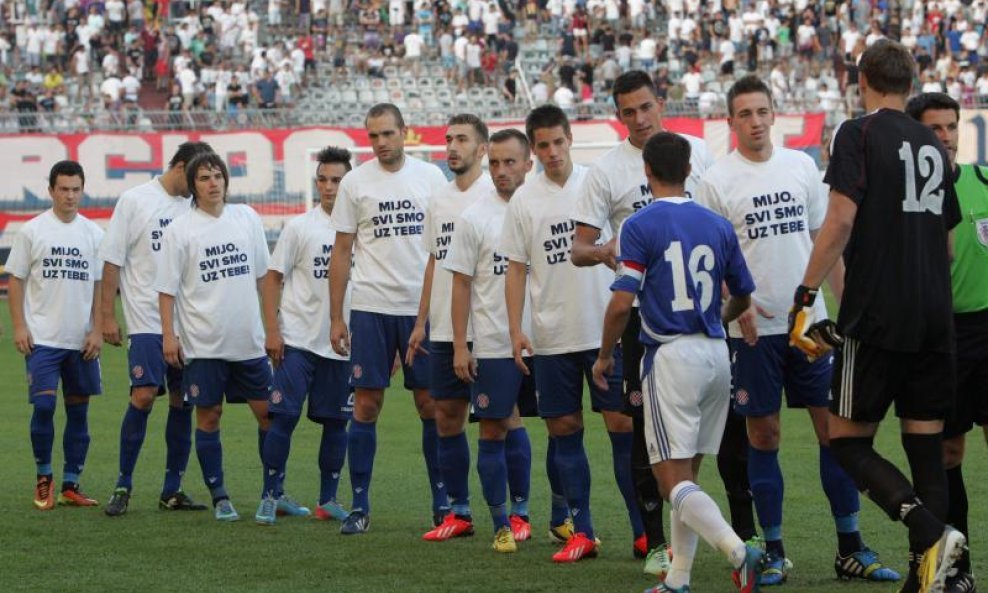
472;357;537;419
182;357;273;407
349;310;429;390
729;335;832;417
533;349;624;418
270;346;354;421
430;341;471;400
128;333;182;395
25;345;102;402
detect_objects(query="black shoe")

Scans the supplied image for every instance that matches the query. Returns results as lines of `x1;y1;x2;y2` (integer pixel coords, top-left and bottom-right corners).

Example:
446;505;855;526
160;490;208;511
105;488;130;517
946;572;977;593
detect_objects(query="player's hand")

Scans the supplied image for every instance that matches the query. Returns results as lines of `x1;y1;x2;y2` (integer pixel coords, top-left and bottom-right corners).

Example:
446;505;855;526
163;333;185;368
591;354;614;391
511;332;533;375
453;343;477;383
788;285;837;361
14;326;34;355
405;323;429;366
266;328;285;368
737;302;774;346
330;319;350;357
81;328;102;361
598;237;618;270
102;315;123;347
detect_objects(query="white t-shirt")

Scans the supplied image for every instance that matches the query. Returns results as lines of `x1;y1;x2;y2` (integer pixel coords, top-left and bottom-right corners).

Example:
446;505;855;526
99;178;192;335
498;166;612;354
404;32;423;58
695;148;828;337
106;0;125;22
331;156;448;315
6;210;104;349
154;205;269;361
269;206;349;360
573;135;712;235
422;175;493;342
444;191;531;358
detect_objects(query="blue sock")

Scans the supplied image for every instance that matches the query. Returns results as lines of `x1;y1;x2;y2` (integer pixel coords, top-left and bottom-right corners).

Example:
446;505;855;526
162;404;192;496
749;446;784;545
421;418;448;514
555;430;594;539
319;419;348;505
62;401;90;487
439;432;471;517
608;430;645;537
195;429;227;502
546;436;570;526
262;414;297;498
348;420;377;514
505;427;531;517
820;443;860;519
30;399;56;476
116;404;150;491
477;438;509;530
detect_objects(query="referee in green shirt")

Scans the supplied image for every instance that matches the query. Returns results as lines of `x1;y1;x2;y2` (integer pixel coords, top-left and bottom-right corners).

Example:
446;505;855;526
909;92;988;593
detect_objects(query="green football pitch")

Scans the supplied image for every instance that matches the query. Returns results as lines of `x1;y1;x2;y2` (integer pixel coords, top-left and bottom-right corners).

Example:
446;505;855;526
0;306;984;593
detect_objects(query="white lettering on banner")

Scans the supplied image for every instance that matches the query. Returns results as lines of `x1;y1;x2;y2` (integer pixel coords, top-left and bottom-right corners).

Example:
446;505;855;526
0;137;67;201
958;109;988;166
282;129;356;195
78;135;155;196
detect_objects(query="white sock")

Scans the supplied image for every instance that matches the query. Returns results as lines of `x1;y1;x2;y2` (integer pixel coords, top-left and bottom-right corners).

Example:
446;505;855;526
664;508;699;589
670;480;747;569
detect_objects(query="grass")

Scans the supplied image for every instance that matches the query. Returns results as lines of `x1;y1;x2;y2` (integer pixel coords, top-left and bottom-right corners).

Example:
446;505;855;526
0;303;984;593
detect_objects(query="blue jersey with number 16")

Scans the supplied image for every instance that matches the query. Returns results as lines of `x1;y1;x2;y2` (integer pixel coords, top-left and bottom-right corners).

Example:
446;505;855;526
612;197;755;346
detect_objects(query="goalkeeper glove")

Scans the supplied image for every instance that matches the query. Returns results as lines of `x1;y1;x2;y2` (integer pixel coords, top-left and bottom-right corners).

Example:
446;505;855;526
788;285;832;361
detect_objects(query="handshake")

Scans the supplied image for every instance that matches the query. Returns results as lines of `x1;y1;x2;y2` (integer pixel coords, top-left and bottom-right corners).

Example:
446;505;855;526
787;285;843;361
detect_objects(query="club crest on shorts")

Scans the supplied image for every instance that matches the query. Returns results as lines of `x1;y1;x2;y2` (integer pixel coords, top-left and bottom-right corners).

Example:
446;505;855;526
976;218;988;247
352;364;363;379
271;390;283;404
735;388;749;406
131;365;144;379
628;390;643;407
476;393;490;409
188;384;200;399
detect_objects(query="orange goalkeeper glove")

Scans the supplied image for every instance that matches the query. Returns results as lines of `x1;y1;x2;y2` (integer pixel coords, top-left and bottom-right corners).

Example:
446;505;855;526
788;285;842;361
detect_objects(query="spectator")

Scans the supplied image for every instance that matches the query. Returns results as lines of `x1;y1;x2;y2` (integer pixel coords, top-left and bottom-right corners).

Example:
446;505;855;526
403;27;424;75
253;68;279;108
501;68;517;102
977;69;988;102
274;61;296;106
637;29;656;72
100;71;123;110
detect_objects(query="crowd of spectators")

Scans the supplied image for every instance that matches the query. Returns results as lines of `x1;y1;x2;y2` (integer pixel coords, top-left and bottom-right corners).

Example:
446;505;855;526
0;0;986;132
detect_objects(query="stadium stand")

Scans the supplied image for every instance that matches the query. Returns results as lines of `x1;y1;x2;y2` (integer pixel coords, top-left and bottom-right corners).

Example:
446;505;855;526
0;0;986;133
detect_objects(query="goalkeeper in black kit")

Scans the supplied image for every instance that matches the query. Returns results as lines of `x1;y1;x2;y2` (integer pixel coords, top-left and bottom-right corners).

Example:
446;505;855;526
788;40;966;593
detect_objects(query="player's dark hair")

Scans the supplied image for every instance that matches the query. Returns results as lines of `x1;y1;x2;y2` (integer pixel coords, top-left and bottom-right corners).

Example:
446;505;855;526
905;92;960;122
365;102;406;129
726;75;774;117
525;104;570;144
490;128;531;158
186;152;230;206
316;146;353;172
859;39;914;96
169;141;214;169
642;132;691;186
48;160;85;188
447;113;489;143
611;70;658;107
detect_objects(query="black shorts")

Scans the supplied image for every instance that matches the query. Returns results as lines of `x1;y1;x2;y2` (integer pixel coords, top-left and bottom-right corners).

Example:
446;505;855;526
831;337;955;423
621;308;644;418
945;309;988;437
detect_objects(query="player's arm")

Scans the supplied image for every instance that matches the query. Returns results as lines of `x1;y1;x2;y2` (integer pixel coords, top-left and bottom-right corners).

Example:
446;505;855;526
592;289;634;390
450;271;476;382
82;281;103;361
8;276;33;354
406;254;434;365
505;259;532;375
328;230;354;356
261;269;285;367
799;190;856;293
571;223;616;268
159;292;183;368
810;228;845;302
100;262;123;346
723;293;752;324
